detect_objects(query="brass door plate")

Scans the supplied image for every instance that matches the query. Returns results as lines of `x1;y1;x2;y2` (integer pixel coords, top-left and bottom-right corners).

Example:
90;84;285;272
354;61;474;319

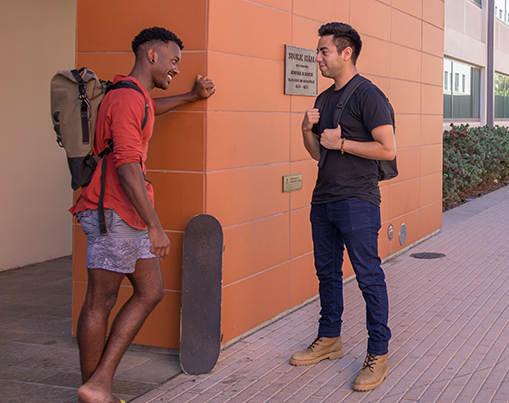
283;174;303;193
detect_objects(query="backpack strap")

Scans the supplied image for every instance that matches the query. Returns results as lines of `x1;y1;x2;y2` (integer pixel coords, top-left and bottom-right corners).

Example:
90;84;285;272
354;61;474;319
105;80;149;130
318;74;369;168
97;140;114;234
71;69;92;145
96;81;149;234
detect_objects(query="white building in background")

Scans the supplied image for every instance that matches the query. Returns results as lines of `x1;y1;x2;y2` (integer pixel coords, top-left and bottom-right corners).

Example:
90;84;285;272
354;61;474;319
444;0;509;127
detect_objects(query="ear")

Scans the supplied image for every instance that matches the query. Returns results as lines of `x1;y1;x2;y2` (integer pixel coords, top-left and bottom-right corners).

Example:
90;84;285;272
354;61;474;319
148;48;158;64
342;46;353;61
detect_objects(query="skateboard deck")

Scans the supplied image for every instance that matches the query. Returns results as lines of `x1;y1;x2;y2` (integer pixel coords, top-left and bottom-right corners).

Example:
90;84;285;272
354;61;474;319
180;214;223;375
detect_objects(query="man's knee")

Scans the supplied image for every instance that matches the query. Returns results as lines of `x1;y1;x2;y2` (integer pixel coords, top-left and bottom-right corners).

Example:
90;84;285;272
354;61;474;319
133;283;164;307
84;286;120;312
143;284;165;307
84;271;123;311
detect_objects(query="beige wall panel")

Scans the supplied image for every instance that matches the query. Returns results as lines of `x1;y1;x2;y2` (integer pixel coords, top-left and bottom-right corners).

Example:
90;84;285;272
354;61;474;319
0;0;76;270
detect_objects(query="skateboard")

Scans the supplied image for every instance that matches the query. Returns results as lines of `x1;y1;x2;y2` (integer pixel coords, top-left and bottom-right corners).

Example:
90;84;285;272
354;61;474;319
179;214;224;375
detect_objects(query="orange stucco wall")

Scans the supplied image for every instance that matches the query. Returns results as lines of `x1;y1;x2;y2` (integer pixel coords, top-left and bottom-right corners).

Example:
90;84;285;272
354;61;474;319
72;0;444;349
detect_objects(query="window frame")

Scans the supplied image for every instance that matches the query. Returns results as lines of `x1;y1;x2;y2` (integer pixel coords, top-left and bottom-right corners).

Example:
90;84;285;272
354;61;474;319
443;58;481;121
495;73;509;120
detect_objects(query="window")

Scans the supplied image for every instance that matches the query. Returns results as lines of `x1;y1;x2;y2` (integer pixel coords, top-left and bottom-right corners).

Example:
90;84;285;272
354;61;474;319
495;0;508;24
443;59;481;119
495;74;509;119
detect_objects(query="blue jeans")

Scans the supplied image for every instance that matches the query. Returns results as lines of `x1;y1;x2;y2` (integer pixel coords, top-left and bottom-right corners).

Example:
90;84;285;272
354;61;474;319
310;198;391;355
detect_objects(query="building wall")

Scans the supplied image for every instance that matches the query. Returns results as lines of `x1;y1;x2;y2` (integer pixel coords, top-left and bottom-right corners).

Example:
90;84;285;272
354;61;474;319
444;0;486;67
73;0;445;348
72;0;210;348
495;19;509;74
0;0;76;271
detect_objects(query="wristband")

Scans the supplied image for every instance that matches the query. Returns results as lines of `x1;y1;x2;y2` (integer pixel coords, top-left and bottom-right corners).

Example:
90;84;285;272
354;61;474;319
340;138;345;154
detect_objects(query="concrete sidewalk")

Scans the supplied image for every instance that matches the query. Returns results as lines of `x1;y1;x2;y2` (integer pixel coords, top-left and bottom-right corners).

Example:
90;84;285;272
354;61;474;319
0;259;181;403
131;185;509;403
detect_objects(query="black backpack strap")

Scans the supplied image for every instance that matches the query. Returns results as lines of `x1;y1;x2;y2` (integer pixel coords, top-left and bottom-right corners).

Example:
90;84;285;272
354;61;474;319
96;81;148;234
97;140;114;234
105;80;149;130
372;86;396;131
71;69;92;144
318;74;369;168
333;74;369;127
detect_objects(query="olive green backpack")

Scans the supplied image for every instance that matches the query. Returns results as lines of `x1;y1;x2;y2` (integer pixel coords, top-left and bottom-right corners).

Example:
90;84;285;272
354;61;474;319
50;67;148;233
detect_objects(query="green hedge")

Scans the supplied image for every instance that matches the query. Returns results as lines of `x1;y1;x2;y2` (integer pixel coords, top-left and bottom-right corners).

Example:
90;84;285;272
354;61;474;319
443;124;509;203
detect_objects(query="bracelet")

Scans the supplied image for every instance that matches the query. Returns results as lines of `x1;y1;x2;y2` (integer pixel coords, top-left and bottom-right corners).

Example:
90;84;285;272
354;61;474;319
340;137;345;154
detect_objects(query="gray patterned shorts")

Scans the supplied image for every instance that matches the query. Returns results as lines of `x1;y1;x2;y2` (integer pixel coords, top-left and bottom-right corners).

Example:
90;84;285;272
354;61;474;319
75;209;156;274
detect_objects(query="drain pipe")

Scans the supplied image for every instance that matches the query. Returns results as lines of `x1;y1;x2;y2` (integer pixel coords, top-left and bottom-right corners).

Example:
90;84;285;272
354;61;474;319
487;0;495;128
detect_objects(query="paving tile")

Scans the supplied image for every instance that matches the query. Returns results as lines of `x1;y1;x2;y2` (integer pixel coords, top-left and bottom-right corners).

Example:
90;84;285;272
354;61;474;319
37;371;82;388
0;340;58;366
15;332;79;349
0;365;54;383
16;346;81;373
130;387;168;402
472;387;497;403
218;377;257;398
283;384;320;402
247;381;288;402
0;379;77;403
321;388;352;402
116;353;181;384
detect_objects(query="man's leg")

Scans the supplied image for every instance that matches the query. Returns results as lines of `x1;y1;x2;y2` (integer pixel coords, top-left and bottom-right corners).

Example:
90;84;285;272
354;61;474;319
290;203;344;366
339;199;390;355
77;257;164;403
335;198;390;391
311;203;347;338
77;268;124;383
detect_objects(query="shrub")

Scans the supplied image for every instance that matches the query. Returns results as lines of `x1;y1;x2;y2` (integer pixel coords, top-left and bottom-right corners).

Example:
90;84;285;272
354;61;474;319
443;124;509;204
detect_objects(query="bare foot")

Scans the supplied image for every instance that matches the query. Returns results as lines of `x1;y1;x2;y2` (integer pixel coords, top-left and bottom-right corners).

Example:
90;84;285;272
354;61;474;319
77;382;121;403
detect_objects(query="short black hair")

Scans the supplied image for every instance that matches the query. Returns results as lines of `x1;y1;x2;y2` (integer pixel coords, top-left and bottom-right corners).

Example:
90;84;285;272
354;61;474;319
132;27;184;55
318;22;362;65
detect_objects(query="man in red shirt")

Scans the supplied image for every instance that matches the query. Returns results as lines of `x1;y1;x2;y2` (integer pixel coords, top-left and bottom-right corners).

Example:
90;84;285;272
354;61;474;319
72;27;216;403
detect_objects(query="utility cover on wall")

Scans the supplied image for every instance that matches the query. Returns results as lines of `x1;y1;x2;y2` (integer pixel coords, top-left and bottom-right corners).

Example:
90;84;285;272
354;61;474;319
387;224;394;240
399;223;407;246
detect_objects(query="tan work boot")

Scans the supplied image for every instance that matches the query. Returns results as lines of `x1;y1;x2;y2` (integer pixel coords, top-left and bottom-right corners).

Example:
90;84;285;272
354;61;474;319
352;353;389;391
290;336;343;366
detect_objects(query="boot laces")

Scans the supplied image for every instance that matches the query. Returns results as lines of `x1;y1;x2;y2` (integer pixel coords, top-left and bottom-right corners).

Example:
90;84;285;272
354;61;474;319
307;336;322;351
362;354;378;371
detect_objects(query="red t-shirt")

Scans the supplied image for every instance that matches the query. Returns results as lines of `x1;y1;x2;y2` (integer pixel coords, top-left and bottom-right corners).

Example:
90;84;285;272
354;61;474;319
70;75;156;230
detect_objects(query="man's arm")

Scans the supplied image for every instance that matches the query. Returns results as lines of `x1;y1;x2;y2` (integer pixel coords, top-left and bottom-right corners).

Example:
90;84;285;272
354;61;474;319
302;108;321;161
320;124;396;161
117;163;170;259
154;75;216;115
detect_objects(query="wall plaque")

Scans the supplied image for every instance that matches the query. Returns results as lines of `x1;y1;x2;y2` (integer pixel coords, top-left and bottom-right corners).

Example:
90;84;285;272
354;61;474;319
283;174;303;193
284;45;318;96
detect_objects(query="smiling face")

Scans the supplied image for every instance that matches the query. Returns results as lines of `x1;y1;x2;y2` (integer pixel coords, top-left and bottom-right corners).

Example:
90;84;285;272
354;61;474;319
151;41;181;90
316;35;349;81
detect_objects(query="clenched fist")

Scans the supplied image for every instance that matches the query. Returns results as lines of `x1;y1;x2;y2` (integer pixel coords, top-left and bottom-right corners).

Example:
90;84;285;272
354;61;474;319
320;126;343;150
302;108;320;132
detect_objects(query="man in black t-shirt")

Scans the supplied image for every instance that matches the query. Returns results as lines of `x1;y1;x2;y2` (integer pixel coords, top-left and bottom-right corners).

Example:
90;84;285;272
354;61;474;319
289;22;396;392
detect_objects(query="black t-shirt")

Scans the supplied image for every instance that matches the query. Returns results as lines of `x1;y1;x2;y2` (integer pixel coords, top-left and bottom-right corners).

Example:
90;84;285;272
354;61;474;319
311;77;392;206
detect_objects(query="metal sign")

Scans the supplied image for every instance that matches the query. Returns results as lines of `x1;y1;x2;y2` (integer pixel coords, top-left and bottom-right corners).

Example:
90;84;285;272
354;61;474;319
284;45;318;96
282;174;303;193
